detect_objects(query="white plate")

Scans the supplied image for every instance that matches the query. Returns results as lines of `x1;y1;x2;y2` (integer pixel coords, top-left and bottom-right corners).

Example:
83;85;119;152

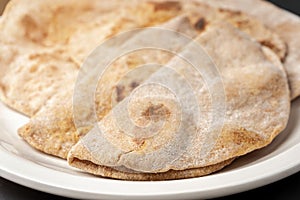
0;98;300;200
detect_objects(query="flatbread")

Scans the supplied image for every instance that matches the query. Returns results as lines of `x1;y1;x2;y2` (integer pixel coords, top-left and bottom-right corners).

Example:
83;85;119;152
199;0;300;99
68;22;290;179
0;0;288;117
18;16;200;158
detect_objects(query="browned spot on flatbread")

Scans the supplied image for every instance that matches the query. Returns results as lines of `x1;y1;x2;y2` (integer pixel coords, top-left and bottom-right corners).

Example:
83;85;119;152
116;85;125;102
219;9;250;28
20;14;47;43
130;81;139;90
142;103;171;122
0;84;7;95
194;18;207;31
231;128;263;146
132;138;146;150
150;1;182;11
218;8;241;15
115;82;139;103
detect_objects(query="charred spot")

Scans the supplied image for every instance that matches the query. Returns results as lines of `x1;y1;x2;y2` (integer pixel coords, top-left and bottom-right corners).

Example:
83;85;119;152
130;81;139;90
150;1;181;11
116;85;125;102
194;18;207;31
142;104;171;122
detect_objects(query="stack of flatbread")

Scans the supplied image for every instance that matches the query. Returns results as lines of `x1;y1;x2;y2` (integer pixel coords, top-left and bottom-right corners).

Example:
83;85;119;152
0;0;299;180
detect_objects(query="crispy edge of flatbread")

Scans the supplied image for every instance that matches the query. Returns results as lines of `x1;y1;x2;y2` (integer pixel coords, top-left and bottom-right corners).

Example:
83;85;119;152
68;141;235;181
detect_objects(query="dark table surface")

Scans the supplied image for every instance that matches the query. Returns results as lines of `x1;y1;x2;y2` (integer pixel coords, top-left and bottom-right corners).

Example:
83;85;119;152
1;172;300;200
1;0;300;199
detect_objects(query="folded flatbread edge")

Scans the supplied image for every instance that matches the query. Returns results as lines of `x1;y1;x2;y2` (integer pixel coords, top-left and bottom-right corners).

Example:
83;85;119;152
68;141;235;181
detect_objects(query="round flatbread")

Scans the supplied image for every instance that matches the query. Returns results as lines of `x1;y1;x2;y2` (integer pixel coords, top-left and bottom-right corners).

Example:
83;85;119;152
68;22;290;179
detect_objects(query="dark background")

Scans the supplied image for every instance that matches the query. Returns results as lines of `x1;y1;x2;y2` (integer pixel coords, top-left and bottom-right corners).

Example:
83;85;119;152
1;0;300;199
268;0;300;15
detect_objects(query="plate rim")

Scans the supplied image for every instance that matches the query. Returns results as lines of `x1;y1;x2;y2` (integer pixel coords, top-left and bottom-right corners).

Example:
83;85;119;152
1;142;300;200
